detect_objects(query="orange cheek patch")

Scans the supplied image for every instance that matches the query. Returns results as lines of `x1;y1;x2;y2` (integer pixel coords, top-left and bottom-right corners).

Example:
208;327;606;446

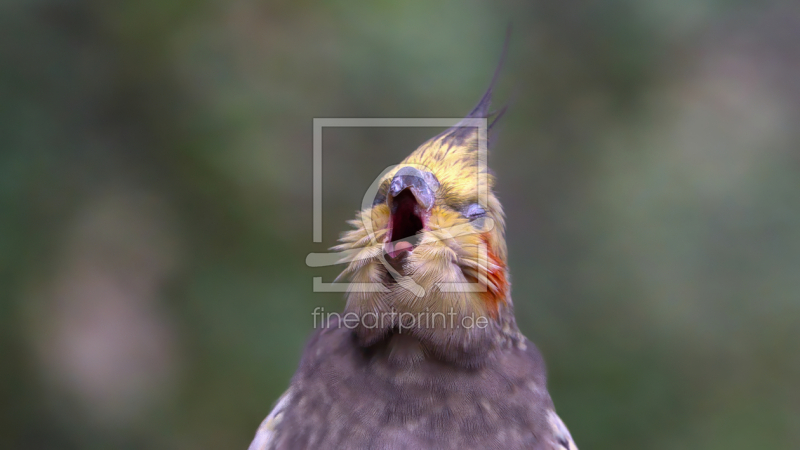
481;233;509;318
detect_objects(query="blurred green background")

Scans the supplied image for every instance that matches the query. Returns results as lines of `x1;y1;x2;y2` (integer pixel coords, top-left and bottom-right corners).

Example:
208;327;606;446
2;1;799;449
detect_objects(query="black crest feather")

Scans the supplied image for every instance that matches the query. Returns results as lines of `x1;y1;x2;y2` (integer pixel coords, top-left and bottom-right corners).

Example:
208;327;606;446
467;24;512;126
432;26;512;149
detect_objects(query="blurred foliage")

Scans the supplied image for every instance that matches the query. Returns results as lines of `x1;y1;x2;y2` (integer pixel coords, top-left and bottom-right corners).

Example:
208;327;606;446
2;0;799;449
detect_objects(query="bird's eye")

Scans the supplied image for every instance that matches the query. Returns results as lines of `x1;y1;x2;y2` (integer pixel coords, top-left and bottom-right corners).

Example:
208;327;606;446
463;203;486;219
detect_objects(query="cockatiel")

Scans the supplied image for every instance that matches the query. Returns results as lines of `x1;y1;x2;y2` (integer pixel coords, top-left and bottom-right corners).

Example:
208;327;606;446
248;57;577;450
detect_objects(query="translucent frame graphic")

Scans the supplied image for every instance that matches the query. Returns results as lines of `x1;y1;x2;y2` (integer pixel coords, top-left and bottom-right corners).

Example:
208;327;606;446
306;118;491;296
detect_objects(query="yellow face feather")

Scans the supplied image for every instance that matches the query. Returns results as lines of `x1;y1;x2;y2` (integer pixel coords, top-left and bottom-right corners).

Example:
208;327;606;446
333;124;510;330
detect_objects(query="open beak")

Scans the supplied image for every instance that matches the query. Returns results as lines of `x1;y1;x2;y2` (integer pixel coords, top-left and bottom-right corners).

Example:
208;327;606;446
384;167;437;258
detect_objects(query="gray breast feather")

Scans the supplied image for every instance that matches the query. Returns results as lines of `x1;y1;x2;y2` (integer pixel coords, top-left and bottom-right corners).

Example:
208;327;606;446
247;325;578;450
249;402;578;450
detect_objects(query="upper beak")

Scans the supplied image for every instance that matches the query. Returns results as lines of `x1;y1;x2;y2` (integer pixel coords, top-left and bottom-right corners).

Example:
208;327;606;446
388;166;436;211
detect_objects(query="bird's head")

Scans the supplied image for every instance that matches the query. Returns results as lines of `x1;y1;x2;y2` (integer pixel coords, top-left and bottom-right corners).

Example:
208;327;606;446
332;59;523;365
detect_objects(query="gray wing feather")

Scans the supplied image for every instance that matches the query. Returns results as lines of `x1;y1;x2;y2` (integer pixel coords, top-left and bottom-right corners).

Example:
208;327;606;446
548;409;578;450
247;389;293;450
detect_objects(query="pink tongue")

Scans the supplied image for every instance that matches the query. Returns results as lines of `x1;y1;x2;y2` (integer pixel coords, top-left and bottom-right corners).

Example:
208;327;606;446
395;241;413;253
384;240;413;258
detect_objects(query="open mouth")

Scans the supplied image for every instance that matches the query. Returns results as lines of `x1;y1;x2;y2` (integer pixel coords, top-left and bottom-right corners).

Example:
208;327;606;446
384;189;425;259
